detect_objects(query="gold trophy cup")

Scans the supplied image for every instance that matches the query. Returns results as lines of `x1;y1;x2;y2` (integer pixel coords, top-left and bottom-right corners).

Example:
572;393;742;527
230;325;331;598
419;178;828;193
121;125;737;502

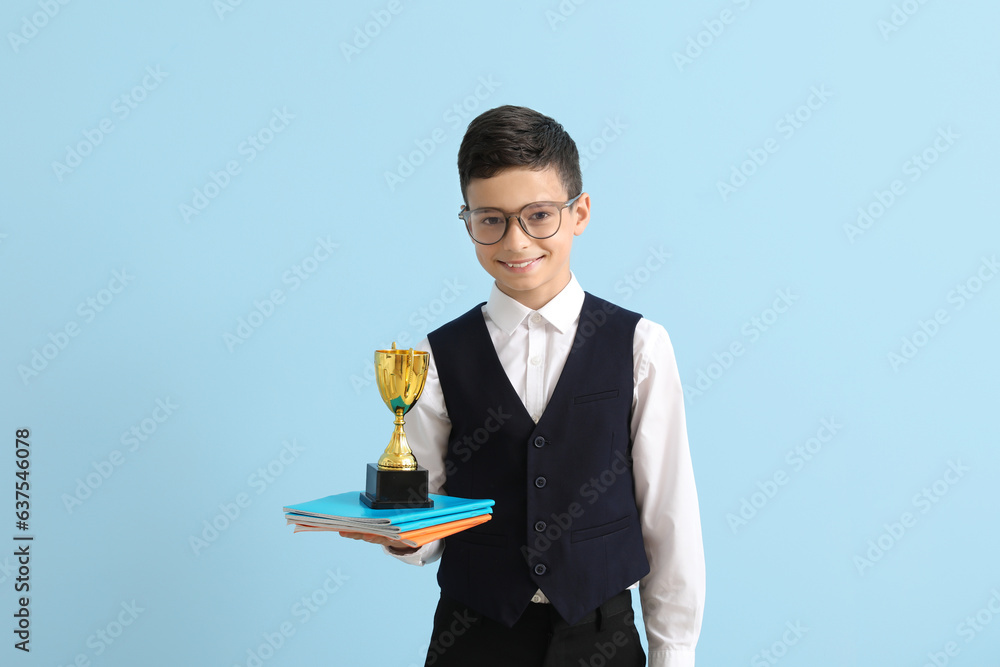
360;343;434;509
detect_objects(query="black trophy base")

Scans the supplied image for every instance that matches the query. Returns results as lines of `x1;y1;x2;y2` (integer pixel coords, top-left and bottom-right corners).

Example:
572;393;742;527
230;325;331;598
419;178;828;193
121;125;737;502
360;463;433;509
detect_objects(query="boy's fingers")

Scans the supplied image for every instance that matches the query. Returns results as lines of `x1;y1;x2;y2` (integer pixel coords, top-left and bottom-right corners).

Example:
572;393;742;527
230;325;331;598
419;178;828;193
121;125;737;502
338;531;393;546
338;530;369;540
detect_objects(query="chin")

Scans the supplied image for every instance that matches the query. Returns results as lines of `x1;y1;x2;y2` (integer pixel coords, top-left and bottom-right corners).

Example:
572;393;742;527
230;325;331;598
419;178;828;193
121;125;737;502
499;275;548;293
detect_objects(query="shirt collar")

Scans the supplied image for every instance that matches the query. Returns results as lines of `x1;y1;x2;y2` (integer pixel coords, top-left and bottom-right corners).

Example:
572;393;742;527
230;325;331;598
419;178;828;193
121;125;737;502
484;272;585;336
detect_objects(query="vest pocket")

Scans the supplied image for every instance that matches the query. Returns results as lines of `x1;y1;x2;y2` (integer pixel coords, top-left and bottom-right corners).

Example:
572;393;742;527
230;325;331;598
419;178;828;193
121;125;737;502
573;389;620;404
570;515;630;543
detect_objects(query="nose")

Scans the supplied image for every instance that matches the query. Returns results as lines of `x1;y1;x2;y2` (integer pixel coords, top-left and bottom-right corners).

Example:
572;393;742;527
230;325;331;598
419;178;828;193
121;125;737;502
501;214;531;249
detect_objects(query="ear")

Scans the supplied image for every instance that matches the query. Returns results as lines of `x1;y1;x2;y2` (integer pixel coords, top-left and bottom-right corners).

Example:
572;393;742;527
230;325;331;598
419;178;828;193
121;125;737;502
570;193;591;236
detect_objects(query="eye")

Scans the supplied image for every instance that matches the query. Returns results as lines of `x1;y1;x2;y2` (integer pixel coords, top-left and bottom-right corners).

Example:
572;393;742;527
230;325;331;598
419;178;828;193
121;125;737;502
523;204;559;223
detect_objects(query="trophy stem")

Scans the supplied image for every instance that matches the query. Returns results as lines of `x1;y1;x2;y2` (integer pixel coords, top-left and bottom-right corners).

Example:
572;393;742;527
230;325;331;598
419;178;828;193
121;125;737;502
377;407;418;470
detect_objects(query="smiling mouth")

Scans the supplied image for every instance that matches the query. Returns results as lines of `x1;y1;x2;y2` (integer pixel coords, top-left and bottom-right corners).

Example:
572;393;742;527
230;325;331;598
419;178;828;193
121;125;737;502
500;257;541;269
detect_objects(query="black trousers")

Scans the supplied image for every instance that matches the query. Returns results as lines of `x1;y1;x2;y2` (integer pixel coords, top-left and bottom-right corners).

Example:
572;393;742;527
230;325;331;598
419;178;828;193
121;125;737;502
423;590;646;667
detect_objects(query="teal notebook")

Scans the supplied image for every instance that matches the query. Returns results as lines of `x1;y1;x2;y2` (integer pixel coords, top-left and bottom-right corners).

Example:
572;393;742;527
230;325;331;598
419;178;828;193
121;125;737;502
282;492;494;525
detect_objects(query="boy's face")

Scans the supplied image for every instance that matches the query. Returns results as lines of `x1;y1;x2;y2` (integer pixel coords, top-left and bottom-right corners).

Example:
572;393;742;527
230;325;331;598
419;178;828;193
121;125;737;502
465;166;590;311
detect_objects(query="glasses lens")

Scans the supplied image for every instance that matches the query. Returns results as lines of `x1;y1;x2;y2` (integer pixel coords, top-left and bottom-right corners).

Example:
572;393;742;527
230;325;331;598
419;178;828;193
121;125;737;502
519;203;561;239
469;209;506;244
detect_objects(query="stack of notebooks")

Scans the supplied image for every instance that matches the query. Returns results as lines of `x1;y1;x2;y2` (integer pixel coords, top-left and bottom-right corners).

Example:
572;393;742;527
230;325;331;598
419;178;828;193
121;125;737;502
283;492;495;548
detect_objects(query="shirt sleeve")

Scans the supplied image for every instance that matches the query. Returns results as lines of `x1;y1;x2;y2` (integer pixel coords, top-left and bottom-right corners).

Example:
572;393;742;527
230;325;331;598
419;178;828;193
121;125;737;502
381;336;451;567
630;319;705;667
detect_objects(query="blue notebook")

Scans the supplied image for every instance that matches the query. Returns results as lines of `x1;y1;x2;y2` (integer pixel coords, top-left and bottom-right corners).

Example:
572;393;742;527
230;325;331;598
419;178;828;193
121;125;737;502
282;492;494;525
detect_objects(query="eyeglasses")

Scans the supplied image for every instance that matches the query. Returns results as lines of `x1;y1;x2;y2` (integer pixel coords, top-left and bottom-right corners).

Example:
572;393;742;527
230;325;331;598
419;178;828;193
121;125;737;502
459;193;583;245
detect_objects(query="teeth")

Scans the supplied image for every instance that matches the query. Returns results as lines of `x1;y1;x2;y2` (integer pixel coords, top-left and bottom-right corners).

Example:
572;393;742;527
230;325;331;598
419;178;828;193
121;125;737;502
504;259;536;268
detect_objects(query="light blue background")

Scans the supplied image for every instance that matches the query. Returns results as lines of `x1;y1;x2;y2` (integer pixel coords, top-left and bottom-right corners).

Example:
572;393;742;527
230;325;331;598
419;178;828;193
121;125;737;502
2;1;999;665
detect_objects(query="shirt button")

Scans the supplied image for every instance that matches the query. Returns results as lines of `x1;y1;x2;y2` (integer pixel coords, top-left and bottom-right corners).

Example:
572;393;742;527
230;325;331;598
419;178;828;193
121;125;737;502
534;476;547;488
534;563;547;575
534;520;546;532
533;436;546;448
530;313;542;324
529;356;541;366
531;594;542;603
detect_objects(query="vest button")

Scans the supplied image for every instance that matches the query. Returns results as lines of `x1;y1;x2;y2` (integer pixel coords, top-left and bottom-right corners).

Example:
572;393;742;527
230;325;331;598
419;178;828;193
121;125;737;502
534;476;547;488
534;563;547;575
533;436;546;448
534;521;546;532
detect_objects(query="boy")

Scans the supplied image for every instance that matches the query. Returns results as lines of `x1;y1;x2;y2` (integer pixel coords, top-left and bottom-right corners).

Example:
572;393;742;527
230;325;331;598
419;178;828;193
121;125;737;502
341;105;704;666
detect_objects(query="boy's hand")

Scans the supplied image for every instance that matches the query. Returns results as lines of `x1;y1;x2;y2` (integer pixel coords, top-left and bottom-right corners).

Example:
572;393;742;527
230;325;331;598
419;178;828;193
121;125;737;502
338;530;418;555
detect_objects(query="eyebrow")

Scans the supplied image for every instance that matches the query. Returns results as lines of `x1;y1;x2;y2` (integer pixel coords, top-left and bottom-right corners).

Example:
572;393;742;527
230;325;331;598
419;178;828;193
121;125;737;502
472;199;559;211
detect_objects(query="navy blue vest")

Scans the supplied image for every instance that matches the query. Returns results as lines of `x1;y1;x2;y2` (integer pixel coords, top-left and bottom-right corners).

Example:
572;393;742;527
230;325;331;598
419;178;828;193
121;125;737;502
427;292;650;626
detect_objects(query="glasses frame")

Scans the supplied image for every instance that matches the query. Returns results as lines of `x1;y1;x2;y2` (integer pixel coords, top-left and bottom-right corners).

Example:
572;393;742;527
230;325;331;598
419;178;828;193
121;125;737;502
459;193;584;245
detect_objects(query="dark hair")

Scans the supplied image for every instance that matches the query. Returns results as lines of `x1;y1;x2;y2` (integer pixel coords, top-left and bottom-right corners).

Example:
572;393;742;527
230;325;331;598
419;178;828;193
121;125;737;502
457;105;582;204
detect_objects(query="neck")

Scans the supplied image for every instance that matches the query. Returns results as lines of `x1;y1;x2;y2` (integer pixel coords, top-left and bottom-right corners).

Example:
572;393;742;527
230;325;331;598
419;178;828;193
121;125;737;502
496;273;571;311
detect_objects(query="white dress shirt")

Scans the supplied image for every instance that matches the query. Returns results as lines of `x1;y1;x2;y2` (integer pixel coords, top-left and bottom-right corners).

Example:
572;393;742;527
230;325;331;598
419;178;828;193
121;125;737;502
383;273;705;667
